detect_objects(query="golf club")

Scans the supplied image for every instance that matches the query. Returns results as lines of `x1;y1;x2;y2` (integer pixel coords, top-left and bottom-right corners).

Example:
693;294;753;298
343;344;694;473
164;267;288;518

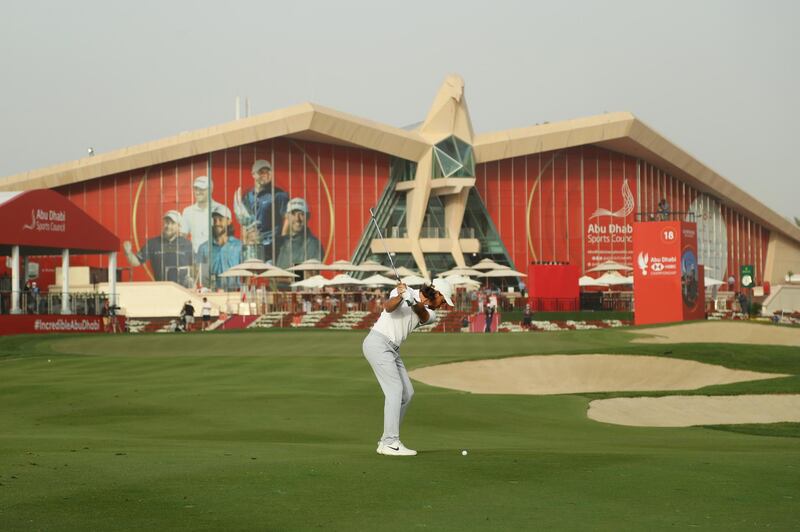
369;208;401;282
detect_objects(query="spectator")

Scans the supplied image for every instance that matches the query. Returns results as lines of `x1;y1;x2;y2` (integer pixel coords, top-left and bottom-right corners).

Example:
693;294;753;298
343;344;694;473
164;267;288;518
181;300;195;332
201;297;212;331
522;304;533;330
484;304;494;333
657;198;670;220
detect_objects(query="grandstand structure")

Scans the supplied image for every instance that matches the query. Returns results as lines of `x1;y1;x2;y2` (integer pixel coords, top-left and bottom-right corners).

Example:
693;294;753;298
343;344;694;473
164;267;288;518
1;75;799;320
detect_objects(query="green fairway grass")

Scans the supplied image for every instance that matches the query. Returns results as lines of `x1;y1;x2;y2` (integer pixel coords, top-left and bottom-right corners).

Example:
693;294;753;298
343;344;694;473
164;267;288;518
1;328;798;531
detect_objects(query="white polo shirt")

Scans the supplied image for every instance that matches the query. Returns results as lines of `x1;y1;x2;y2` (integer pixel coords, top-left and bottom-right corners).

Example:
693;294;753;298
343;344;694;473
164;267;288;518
371;288;437;346
181;201;223;253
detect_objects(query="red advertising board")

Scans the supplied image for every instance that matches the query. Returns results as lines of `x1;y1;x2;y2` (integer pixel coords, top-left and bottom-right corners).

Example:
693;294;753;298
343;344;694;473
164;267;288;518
0;315;121;335
527;264;579;311
633;221;704;325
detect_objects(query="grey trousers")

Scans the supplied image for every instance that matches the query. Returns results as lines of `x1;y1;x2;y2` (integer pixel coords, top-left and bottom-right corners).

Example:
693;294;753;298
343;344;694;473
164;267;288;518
362;330;414;445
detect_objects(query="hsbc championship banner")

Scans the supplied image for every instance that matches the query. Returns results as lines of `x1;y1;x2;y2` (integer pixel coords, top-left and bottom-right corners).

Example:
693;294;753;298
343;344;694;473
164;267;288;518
633;221;704;325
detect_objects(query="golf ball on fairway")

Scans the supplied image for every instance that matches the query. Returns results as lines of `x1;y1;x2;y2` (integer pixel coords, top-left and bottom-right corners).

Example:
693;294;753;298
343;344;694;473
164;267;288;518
461;450;468;456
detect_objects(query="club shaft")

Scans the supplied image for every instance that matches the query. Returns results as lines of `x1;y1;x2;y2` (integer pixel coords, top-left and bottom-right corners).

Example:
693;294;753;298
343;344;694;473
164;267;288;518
369;208;400;281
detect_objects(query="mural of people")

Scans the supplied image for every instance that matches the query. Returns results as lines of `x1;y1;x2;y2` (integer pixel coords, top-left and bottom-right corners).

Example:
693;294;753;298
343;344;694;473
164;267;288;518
197;204;243;291
123;210;194;287
234;159;289;263
276;197;324;269
181;175;223;255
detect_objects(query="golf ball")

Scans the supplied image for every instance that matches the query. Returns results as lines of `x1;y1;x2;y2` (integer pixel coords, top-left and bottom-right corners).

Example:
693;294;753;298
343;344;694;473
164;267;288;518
461;450;468;456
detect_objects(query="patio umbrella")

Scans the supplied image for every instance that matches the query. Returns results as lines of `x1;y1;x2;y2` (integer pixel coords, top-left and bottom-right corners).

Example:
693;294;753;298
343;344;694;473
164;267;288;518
219;269;255;278
257;268;298;279
587;260;633;272
354;260;392;273
472;258;509;270
290;275;328;289
324;274;366;287
439;267;483;277
579;275;608;287
401;274;430;286
443;274;481;287
595;271;633;285
477;268;527;278
287;258;326;272
329;260;361;272
361;274;397;287
228;258;275;273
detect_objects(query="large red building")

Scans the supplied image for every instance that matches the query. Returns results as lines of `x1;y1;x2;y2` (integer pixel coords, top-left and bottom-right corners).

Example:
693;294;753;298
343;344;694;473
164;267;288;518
2;76;799;292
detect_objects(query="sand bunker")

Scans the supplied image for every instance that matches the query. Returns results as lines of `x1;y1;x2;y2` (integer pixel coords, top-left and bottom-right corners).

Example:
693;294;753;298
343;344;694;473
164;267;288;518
630;321;800;346
588;394;800;427
408;354;788;395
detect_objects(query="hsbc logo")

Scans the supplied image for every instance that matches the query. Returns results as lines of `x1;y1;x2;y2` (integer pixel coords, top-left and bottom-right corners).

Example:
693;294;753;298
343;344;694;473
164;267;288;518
651;263;665;272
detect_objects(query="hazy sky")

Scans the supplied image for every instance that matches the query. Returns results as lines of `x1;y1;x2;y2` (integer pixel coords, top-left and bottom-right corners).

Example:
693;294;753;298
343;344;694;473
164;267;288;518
1;1;797;220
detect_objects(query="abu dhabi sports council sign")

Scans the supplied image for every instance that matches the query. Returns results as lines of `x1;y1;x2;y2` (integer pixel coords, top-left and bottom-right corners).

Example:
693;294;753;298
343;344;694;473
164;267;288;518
22;208;67;233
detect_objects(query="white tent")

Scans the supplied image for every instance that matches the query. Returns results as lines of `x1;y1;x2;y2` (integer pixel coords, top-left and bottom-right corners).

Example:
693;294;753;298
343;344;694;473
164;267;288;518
361;274;397;286
290;275;328;289
579;275;608;287
704;276;725;288
587;260;633;272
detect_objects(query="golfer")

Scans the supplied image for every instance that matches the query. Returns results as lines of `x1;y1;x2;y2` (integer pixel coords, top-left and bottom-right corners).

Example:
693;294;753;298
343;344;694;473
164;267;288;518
363;278;453;456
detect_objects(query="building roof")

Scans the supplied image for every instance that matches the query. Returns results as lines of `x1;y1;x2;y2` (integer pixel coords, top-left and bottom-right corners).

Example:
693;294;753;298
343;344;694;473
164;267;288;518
2;86;798;244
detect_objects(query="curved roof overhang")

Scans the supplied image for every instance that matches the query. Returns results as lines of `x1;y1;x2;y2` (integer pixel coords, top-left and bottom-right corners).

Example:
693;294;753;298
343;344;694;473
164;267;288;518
1;92;797;246
0;189;119;255
474;113;800;244
0;103;428;192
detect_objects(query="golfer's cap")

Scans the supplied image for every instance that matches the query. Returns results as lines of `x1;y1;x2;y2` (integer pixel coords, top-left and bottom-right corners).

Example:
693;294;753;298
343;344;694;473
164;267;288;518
251;159;272;175
287;197;309;214
193;175;210;190
432;278;454;307
164;210;182;224
212;204;232;219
